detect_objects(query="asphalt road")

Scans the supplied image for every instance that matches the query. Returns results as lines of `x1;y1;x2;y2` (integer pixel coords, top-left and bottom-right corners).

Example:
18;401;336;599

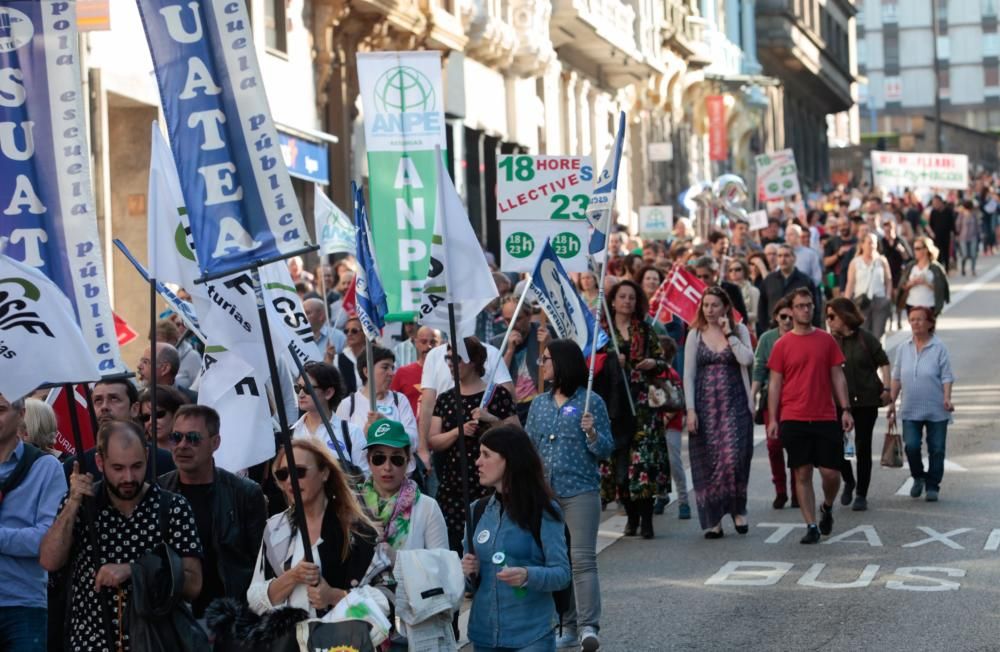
592;254;1000;652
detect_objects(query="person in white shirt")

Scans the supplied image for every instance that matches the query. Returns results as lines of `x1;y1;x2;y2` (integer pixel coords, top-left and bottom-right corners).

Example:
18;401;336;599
291;361;367;473
336;347;420;473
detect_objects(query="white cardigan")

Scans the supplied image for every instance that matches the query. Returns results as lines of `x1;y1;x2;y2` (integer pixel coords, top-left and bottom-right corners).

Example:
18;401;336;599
683;323;755;414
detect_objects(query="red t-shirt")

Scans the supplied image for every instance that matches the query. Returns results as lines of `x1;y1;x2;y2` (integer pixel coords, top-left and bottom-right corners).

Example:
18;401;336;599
390;362;423;416
767;329;845;422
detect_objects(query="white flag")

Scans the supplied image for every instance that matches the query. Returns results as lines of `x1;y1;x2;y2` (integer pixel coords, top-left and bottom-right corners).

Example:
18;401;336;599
0;254;101;400
314;186;356;256
417;149;498;358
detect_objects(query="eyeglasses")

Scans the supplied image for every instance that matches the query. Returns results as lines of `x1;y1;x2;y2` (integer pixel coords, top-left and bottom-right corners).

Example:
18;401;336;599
293;383;312;396
140;410;167;422
536;355;552;365
169;431;205;445
777;314;793;322
345;328;363;335
274;465;310;482
369;453;407;468
792;303;814;310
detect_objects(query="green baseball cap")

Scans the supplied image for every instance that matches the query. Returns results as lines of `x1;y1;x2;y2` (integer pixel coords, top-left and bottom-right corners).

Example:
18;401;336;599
365;418;410;450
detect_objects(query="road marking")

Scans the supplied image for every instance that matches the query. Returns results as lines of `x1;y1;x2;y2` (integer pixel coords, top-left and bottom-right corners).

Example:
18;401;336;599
895;457;968;495
797;563;880;589
902;526;973;550
704;561;793;586
822;525;883;547
885;567;965;592
757;522;807;543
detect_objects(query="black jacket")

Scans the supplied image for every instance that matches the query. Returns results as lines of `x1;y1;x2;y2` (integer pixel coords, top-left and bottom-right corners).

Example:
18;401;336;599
758;269;822;336
159;467;267;608
719;280;750;325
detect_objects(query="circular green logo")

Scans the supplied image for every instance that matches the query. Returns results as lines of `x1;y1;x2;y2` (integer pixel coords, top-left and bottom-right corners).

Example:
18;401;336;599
551;233;581;258
374;66;435;114
505;232;535;258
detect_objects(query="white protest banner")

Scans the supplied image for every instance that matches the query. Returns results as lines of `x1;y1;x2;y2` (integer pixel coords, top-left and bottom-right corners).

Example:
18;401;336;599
747;209;769;231
870;151;969;190
756;149;801;201
314;185;356;256
496;155;595;221
638;206;674;239
499;221;589;273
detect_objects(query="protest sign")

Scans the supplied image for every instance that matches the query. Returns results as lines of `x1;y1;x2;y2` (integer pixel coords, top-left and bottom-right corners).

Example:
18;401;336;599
496;155;594;221
870;151;969;190
136;0;313;277
756;149;801;201
358;51;447;319
0;1;125;374
638;206;674;239
747;209;769;231
499;221;589;272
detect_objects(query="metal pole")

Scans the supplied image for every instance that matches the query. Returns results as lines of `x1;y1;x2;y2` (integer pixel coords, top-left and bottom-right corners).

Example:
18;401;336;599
365;338;376;420
447;303;474;554
600;293;636;416
148;279;158;484
931;1;943;152
479;280;532;409
251;266;314;562
583;253;610;415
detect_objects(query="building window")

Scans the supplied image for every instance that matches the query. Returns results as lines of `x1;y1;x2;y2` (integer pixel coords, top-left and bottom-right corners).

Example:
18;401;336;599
265;0;287;53
881;0;897;24
986;0;998;18
986;65;1000;88
934;0;948;22
986;32;1000;57
938;68;950;95
884;31;899;67
936;36;949;60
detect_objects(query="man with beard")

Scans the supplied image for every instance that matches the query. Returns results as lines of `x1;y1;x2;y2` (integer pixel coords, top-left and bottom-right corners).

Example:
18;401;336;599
159;406;265;618
41;421;203;651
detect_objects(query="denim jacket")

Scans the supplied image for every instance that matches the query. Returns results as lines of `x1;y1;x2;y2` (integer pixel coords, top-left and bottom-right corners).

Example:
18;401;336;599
466;495;571;649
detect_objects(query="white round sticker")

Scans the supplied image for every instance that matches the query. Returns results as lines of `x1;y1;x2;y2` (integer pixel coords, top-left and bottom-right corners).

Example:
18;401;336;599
491;551;506;565
477;529;491;544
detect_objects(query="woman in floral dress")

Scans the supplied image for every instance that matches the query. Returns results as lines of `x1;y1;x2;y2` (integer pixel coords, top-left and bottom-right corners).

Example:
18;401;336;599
599;279;671;539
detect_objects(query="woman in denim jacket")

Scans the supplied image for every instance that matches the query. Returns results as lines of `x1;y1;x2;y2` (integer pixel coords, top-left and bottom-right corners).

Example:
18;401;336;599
461;425;571;651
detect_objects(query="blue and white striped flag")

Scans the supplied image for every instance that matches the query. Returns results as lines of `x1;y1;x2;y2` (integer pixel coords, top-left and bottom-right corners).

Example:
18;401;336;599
586;112;626;261
531;239;608;356
352;182;388;340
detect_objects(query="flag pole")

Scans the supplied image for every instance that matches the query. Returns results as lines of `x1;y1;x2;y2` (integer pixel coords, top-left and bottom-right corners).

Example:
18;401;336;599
365;338;376;422
447;303;474;554
148;279;159;484
601;294;636;416
251;265;314;562
479;280;532;409
583;219;611;415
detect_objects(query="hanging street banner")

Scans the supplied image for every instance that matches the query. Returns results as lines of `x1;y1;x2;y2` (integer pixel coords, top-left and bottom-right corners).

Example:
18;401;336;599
638;206;673;239
496;155;593;221
357;51;447;320
0;254;102;400
0;1;125;375
756;149;801;201
499;221;588;272
314;185;356;256
870;151;969;190
706;95;727;162
136;0;313;278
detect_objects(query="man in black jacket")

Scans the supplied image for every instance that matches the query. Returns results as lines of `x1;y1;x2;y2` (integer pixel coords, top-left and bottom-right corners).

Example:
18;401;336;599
159;405;266;618
758;245;822;336
690;256;749;325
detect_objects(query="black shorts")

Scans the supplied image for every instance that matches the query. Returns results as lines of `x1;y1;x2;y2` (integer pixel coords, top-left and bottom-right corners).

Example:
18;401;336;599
780;420;843;470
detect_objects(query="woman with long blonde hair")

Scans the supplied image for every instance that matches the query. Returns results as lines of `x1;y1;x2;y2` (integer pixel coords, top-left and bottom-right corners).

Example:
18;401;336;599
247;438;376;616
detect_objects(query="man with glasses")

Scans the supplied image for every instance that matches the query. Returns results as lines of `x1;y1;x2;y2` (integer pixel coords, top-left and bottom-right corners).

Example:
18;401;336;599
159;405;266;618
766;288;854;544
751;297;797;509
758;245;821;337
333;316;367;394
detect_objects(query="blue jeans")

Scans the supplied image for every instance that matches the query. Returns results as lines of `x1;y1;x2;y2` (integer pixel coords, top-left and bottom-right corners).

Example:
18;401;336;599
0;606;47;651
475;632;556;652
902;420;949;491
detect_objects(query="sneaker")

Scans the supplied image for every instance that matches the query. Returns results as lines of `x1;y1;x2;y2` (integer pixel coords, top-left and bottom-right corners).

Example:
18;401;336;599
678;503;691;520
840;479;855;506
653;496;667;515
772;493;788;509
910;477;925;498
926;489;939;502
580;626;600;652
852;496;868;511
819;503;834;535
800;524;821;544
555;627;579;649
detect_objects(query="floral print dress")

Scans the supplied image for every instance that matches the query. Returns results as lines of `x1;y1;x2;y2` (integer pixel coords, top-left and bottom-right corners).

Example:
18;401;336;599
599;317;671;502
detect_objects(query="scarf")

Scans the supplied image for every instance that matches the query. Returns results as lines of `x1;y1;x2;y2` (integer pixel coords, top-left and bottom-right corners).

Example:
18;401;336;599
362;477;420;550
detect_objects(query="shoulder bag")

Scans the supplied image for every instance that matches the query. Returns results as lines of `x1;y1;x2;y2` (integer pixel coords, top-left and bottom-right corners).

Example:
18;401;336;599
879;419;904;468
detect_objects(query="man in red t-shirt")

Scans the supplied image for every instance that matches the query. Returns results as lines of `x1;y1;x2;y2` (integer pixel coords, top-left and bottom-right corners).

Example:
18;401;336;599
391;325;437;415
767;287;854;544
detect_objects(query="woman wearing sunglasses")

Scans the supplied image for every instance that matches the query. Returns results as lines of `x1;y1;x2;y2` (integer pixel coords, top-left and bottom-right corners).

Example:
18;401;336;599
751;296;797;509
825;298;891;511
247;438;376;616
292;361;368;472
462;425;571;652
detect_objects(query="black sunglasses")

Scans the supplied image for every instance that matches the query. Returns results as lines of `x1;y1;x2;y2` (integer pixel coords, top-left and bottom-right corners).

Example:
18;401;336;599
169;431;205;445
140;410;167;422
274;466;309;482
345;328;363;335
294;383;310;395
370;453;407;468
777;314;793;321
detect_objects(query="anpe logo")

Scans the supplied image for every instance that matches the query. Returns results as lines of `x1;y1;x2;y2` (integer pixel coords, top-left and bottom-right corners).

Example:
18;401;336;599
0;8;33;52
371;66;441;135
0;277;54;337
374;422;391;438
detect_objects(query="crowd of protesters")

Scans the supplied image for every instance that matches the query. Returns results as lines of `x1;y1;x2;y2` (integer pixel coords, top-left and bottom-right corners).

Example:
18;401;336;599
0;178;981;652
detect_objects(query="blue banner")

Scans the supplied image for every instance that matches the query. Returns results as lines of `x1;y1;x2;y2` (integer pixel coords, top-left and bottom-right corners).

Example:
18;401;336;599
531;239;608;356
586;111;626;258
136;0;312;277
352;182;387;340
278;131;329;184
0;1;124;374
